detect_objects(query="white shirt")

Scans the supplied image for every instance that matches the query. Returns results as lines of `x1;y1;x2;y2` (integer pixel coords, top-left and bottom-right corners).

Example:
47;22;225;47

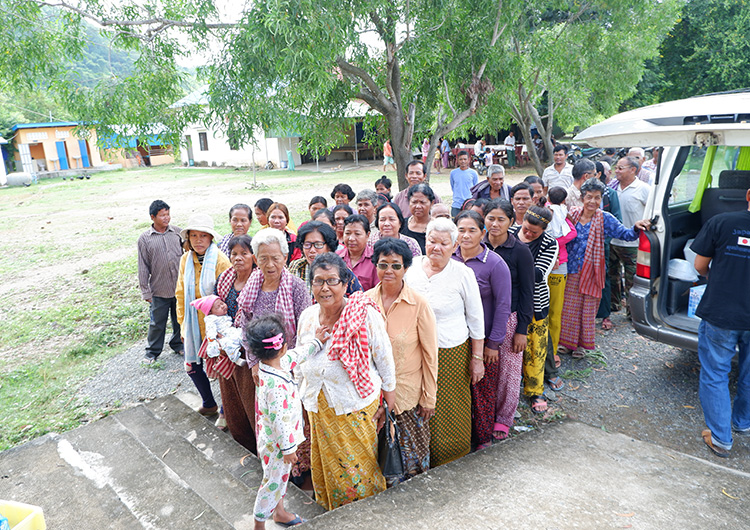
404;256;485;348
295;303;396;415
474;140;483;155
542;163;574;190
612;178;650;247
504;135;516;149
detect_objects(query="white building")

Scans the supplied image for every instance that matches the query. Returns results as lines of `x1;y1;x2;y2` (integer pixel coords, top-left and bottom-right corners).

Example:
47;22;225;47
171;87;302;169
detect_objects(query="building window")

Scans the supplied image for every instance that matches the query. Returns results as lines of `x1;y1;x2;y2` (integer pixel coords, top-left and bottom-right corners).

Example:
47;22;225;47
198;132;209;151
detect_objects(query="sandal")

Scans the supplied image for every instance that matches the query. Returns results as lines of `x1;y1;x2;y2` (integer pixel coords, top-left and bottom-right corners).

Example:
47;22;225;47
554;354;561;368
547;376;564;392
493;423;509;441
557;345;573;355
276;514;306;527
529;395;548;414
572;349;587;360
601;318;613;330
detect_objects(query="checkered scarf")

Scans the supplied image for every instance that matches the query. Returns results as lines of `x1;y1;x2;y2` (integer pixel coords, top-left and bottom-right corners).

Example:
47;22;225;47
327;291;381;399
570;207;605;297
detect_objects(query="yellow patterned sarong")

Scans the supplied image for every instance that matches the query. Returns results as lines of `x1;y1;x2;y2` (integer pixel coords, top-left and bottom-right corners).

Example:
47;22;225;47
429;340;472;467
309;392;385;510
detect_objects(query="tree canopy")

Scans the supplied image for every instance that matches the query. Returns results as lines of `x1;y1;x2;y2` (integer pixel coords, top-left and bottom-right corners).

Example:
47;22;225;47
3;0;681;182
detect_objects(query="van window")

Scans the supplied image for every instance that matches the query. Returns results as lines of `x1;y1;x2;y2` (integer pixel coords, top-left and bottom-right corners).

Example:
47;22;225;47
668;146;740;207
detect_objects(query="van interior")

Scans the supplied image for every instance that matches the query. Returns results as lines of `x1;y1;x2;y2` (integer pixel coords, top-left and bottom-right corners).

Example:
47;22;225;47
659;146;750;331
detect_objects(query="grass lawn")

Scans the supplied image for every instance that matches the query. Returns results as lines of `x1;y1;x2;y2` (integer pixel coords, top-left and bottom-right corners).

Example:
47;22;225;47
0;161;536;450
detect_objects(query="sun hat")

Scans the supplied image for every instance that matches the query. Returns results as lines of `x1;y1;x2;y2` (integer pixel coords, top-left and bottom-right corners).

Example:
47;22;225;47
190;295;221;316
180;213;220;241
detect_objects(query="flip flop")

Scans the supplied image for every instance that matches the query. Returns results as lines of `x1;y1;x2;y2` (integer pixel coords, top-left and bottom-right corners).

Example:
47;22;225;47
276;514;306;527
547;376;564;392
572;349;587;360
601;318;613;331
702;430;730;458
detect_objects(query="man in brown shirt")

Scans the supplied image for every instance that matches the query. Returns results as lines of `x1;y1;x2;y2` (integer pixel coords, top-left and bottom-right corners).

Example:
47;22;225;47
137;200;184;363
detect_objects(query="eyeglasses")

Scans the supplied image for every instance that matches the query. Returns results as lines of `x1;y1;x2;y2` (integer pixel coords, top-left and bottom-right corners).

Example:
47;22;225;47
376;263;403;270
302;241;327;250
311;278;343;286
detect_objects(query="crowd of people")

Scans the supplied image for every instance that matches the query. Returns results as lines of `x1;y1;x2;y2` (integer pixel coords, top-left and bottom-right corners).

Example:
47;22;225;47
136;148;655;527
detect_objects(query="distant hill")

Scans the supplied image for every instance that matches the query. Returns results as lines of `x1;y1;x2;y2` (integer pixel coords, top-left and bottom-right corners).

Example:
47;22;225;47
68;24;137;88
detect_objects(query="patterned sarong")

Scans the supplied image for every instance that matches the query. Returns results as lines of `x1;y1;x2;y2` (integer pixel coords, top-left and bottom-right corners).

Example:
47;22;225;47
395;406;430;481
309;392;384;510
430;340;472;467
559;272;600;351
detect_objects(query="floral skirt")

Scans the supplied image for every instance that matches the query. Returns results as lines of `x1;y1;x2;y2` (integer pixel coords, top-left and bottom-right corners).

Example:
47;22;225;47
309;391;385;510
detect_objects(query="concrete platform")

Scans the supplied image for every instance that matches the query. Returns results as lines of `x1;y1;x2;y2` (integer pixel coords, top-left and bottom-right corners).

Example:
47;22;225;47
2;400;748;529
305;421;750;529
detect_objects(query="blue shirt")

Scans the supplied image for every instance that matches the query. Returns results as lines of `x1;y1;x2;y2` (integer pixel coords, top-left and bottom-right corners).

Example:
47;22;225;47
449;168;479;208
567;211;638;275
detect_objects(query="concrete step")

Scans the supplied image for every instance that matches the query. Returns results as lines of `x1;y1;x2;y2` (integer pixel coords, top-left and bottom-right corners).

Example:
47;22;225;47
145;396;325;522
0;433;141;529
61;412;236;529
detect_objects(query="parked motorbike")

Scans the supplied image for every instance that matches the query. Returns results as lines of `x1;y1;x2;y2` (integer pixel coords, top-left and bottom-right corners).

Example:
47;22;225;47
472;155;488;176
567;143;605;165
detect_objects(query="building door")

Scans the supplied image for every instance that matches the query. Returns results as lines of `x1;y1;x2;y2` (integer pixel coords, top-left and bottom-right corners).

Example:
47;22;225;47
18;143;35;175
78;140;91;168
56;141;69;170
185;135;194;166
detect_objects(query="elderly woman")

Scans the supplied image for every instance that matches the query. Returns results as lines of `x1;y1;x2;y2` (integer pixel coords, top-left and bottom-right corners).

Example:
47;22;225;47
483;199;535;440
369;202;422;257
401;183;436;254
266;202;302;264
295;252;396;510
453;211;512;449
560;178;650;357
510;182;534;226
332;204;353;249
366;238;438;482
218;203;253;256
175;213;232;415
404;218;484;466
509;206;559;414
336;214;379;291
208;235;257;449
288;221;363;296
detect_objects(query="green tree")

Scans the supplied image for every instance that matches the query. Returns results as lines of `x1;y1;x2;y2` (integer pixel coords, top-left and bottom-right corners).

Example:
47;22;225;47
473;1;680;175
645;0;750;104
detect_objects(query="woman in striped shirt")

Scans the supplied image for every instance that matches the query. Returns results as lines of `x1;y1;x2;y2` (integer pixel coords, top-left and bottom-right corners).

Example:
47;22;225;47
510;206;558;414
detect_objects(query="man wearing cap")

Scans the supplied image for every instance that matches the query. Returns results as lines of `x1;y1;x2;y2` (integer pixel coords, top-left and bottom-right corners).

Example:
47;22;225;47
138;199;184;363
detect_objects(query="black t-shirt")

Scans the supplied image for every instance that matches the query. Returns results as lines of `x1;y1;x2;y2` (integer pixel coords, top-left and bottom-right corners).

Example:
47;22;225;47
401;218;427;254
690;210;750;330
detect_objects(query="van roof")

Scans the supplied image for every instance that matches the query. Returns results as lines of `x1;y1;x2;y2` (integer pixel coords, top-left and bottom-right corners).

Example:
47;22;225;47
575;89;750;147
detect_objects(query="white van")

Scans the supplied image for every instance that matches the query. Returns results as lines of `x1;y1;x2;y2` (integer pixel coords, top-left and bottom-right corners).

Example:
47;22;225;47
575;90;750;351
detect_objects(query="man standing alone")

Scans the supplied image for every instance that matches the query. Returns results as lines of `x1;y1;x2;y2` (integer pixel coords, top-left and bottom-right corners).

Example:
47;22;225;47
450;150;479;217
504;131;517;168
138;199;184;363
690;187;750;458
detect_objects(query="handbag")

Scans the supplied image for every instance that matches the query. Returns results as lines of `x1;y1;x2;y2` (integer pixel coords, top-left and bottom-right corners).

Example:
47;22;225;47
377;401;404;479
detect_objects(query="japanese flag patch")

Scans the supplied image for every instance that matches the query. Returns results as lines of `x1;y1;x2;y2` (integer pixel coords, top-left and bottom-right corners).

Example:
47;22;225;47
739;236;750;247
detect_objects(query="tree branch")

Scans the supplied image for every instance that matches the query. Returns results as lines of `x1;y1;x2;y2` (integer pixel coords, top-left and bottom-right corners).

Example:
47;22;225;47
29;0;237;30
335;57;393;114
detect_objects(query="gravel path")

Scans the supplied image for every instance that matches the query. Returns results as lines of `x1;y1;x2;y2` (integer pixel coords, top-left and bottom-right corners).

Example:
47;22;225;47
78;305;750;473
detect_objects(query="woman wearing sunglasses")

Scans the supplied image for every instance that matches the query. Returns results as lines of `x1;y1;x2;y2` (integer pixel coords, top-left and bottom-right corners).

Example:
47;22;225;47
366;238;438;484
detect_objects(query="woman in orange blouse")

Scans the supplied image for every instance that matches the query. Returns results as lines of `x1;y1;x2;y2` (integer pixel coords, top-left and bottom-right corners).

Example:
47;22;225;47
366;238;438;483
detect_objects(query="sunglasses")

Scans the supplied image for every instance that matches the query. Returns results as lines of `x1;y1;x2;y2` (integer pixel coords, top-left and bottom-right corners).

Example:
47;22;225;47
376;263;403;270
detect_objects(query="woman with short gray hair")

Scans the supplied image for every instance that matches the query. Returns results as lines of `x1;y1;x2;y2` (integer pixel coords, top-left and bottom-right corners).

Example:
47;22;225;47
559;178;651;358
404;217;485;467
